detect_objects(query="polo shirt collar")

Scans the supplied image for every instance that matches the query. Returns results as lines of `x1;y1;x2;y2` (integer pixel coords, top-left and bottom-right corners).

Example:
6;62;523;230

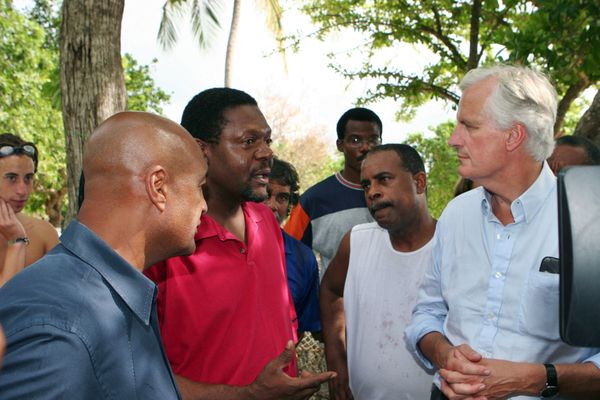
194;202;265;242
60;220;156;325
480;162;555;224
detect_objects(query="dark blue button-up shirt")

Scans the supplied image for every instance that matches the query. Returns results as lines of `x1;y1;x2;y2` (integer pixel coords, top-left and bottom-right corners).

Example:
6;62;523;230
282;230;321;333
0;221;181;399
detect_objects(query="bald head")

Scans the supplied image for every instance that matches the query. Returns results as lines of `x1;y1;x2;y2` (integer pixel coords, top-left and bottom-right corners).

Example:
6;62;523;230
80;111;208;269
84;111;199;191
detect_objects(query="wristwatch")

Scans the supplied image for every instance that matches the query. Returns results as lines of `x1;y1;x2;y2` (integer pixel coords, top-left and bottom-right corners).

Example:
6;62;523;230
540;363;559;398
7;236;30;246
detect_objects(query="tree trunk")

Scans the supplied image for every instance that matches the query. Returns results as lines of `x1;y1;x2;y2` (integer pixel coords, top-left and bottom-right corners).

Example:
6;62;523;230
59;0;127;225
224;0;241;87
467;0;482;71
574;89;600;148
554;74;590;137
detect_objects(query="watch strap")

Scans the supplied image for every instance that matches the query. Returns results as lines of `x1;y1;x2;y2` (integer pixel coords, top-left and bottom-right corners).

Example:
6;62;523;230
541;363;559;398
544;363;558;387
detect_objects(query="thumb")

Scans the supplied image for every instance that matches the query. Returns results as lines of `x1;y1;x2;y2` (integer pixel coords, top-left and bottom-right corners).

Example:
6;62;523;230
273;340;295;369
456;344;482;362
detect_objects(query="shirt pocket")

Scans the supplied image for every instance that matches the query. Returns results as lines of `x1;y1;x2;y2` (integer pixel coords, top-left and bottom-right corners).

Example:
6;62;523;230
518;269;561;341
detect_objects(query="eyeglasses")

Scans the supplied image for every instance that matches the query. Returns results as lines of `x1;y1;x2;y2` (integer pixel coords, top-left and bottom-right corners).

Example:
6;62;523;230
0;144;37;159
345;136;381;148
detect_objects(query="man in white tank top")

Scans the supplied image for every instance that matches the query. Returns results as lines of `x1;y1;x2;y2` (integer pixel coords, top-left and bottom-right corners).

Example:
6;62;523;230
321;144;437;400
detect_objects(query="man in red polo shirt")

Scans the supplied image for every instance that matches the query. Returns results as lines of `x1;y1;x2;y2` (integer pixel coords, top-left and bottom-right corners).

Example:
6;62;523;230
145;88;334;399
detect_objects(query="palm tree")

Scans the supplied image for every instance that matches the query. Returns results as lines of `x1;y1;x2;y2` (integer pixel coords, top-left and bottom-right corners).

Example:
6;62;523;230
158;0;283;87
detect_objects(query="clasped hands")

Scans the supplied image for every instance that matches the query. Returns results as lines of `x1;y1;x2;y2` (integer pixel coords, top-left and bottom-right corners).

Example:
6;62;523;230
439;344;531;400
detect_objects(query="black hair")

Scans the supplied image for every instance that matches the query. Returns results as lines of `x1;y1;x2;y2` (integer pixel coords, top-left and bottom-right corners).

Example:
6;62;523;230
366;143;425;175
555;135;600;165
181;88;258;144
0;133;39;172
270;157;300;206
336;107;383;140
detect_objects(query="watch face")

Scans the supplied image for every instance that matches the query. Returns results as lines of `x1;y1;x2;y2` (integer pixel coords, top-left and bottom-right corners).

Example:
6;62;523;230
541;386;559;398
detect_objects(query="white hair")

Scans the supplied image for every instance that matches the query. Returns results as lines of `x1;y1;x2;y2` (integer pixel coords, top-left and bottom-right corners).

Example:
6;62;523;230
459;65;557;161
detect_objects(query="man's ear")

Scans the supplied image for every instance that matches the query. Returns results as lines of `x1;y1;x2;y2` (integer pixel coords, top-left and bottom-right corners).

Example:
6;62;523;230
146;166;167;212
414;171;427;195
196;138;212;165
506;123;527;152
336;139;344;152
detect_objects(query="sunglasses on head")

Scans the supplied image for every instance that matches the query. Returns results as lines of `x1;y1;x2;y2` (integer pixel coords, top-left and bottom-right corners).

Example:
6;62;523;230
0;144;37;159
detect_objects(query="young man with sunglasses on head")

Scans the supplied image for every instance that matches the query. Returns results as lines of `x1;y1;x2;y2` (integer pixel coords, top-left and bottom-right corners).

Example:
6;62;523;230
0;133;58;286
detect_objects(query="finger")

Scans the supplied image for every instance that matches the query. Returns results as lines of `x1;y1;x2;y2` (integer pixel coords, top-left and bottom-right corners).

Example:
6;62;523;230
298;371;336;387
450;361;490;377
299;370;313;378
456;344;483;363
6;203;15;217
0;200;8;219
440;368;485;384
449;351;489;376
442;379;487;400
271;340;295;369
441;379;465;400
448;381;486;396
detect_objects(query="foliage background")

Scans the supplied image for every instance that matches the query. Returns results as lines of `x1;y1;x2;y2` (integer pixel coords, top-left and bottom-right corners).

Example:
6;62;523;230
1;0;171;226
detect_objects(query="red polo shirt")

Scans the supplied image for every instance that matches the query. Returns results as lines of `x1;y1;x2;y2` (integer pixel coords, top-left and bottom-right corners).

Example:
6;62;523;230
145;202;298;385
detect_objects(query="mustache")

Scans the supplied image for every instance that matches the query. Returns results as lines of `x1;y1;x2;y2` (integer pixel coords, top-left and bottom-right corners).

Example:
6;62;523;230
369;201;393;214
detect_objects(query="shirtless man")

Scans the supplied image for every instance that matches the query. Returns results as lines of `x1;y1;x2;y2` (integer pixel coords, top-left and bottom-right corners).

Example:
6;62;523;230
0;133;59;286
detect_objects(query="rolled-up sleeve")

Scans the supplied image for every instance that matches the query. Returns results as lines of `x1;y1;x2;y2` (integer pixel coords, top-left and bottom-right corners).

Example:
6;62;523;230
405;228;448;370
0;324;101;399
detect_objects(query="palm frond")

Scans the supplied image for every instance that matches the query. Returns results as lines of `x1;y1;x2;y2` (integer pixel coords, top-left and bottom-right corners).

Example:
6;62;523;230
256;0;286;71
158;1;187;50
189;0;224;50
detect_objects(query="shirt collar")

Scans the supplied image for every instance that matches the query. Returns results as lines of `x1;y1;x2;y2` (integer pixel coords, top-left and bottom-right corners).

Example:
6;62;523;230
194;202;264;242
480;162;556;224
60;221;156;325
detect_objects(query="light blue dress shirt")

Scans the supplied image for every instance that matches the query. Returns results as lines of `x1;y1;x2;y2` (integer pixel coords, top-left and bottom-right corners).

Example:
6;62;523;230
405;163;600;399
0;221;181;399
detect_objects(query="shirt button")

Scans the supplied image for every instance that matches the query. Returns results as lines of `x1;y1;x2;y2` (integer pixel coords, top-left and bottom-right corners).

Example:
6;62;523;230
240;248;246;254
494;271;503;279
496;234;501;240
487;312;495;319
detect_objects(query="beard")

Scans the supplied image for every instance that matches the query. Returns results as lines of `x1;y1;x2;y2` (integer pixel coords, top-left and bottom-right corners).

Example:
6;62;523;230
242;184;268;203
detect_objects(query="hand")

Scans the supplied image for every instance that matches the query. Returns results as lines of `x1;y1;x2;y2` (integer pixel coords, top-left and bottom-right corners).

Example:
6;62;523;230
0;199;26;241
438;344;490;399
474;359;543;400
248;341;337;400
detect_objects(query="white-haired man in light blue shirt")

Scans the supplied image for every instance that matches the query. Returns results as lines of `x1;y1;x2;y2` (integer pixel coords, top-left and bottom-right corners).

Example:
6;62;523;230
406;65;600;400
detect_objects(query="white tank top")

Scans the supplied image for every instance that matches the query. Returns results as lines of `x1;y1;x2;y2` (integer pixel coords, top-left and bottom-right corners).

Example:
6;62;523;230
345;222;434;400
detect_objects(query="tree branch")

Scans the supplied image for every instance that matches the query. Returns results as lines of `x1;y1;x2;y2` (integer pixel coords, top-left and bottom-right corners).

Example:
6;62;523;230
555;73;590;136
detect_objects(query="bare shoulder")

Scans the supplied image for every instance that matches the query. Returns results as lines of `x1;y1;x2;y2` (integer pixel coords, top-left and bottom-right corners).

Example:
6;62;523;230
19;214;60;249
